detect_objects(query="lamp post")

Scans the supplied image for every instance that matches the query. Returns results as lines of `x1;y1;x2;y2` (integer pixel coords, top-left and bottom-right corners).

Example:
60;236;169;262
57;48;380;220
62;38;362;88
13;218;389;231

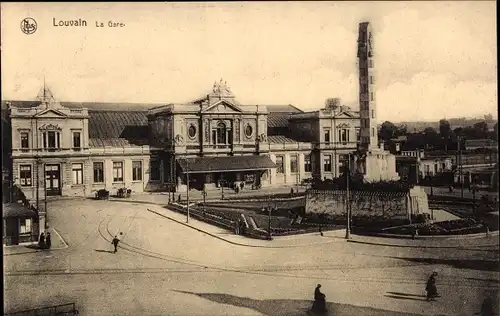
186;158;190;223
267;194;276;240
345;153;351;240
202;187;207;212
458;136;464;198
472;176;477;217
220;179;226;200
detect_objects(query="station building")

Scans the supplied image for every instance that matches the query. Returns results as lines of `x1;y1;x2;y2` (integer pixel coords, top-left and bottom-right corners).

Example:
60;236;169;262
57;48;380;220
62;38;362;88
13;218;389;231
2;22;399;201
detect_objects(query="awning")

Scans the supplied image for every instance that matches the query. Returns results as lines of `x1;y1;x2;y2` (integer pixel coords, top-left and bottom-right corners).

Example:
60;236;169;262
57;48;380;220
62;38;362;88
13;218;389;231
2;203;37;218
177;155;276;174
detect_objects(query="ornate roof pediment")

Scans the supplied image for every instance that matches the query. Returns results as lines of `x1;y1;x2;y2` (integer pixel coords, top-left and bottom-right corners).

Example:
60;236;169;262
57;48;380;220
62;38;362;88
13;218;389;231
337;123;351;128
39;123;62;131
34;108;68;118
201;99;242;114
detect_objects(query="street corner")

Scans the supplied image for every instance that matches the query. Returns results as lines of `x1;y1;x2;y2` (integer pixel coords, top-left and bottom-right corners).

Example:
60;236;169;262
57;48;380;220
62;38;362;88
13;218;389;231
3;227;68;257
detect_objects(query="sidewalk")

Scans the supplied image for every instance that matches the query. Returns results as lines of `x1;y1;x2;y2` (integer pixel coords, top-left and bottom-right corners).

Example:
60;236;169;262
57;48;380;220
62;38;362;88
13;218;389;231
3;227;68;256
144;204;346;248
107;199;499;250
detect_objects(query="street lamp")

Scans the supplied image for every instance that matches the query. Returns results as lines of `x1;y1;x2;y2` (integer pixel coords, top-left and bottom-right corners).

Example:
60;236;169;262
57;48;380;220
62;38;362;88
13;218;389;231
345;153;351;240
186;159;190;223
220;179;226;200
202;187;207;213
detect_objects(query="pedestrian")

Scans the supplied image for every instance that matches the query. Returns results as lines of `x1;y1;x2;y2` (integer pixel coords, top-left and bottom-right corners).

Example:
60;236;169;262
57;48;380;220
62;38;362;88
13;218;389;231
38;232;46;250
319;226;324;237
425;272;438;301
311;284;327;313
240;182;244;192
111;235;120;253
45;232;52;249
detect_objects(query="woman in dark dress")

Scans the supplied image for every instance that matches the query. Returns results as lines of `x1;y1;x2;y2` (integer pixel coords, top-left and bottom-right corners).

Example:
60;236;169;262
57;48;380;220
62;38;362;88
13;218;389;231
38;232;46;249
426;272;438;301
312;284;327;312
45;232;52;249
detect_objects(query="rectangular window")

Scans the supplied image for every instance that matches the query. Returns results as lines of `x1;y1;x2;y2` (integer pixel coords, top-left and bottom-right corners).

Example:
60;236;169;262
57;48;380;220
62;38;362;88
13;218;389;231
20;218;32;234
150;160;160;181
369;59;374;68
304;154;312;173
72;163;83;185
113;162;124;182
290;155;298;173
324;129;330;143
355;128;361;141
48;131;56;148
132;161;143;181
19;165;32;186
371;110;375;118
20;132;29;149
323;155;332;172
371;128;375;137
370;75;374;84
93;162;104;183
72;131;81;148
276;156;284;174
370;92;374;101
211;130;217;144
339;129;349;142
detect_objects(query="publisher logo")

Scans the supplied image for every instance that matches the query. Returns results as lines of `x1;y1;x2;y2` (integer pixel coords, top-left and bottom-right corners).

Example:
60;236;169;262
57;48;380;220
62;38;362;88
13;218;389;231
21;18;37;35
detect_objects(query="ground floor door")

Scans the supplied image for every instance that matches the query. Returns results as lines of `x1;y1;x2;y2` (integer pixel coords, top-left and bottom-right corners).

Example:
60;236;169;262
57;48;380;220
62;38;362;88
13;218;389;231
45;164;61;196
4;218;19;245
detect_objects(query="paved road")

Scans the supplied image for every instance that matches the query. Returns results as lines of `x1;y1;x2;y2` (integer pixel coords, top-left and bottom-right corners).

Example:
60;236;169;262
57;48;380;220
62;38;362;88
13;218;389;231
4;199;499;316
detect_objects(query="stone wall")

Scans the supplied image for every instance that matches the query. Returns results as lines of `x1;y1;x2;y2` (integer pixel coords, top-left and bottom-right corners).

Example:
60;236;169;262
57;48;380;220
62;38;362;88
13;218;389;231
305;186;428;219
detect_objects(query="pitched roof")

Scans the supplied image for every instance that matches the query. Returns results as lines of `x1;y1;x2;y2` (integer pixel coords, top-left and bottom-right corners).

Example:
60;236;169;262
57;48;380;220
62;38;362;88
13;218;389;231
1;100;164;111
267;113;290;128
267;104;303;113
88;111;150;146
268;135;298;144
465;139;498;148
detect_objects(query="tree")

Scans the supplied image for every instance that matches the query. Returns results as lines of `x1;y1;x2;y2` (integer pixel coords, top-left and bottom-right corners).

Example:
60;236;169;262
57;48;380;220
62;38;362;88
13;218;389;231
396;124;408;137
325;98;341;110
473;121;489;139
379;121;397;142
423;127;439;150
439;119;451;151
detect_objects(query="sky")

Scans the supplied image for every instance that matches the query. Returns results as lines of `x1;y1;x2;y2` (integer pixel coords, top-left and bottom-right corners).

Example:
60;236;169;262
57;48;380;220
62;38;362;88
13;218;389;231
1;2;497;122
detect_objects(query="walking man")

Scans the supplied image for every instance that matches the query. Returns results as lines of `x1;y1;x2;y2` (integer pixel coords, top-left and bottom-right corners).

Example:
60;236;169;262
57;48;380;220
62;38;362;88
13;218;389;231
111;235;120;253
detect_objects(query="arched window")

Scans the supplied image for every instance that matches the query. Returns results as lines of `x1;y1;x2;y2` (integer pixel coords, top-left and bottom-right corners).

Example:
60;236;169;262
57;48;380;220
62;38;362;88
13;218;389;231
216;122;226;144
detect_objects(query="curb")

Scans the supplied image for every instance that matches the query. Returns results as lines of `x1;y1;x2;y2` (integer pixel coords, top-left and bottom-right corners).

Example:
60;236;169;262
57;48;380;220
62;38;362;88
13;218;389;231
3;228;69;256
104;199;497;248
346;239;499;249
354;230;499;240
